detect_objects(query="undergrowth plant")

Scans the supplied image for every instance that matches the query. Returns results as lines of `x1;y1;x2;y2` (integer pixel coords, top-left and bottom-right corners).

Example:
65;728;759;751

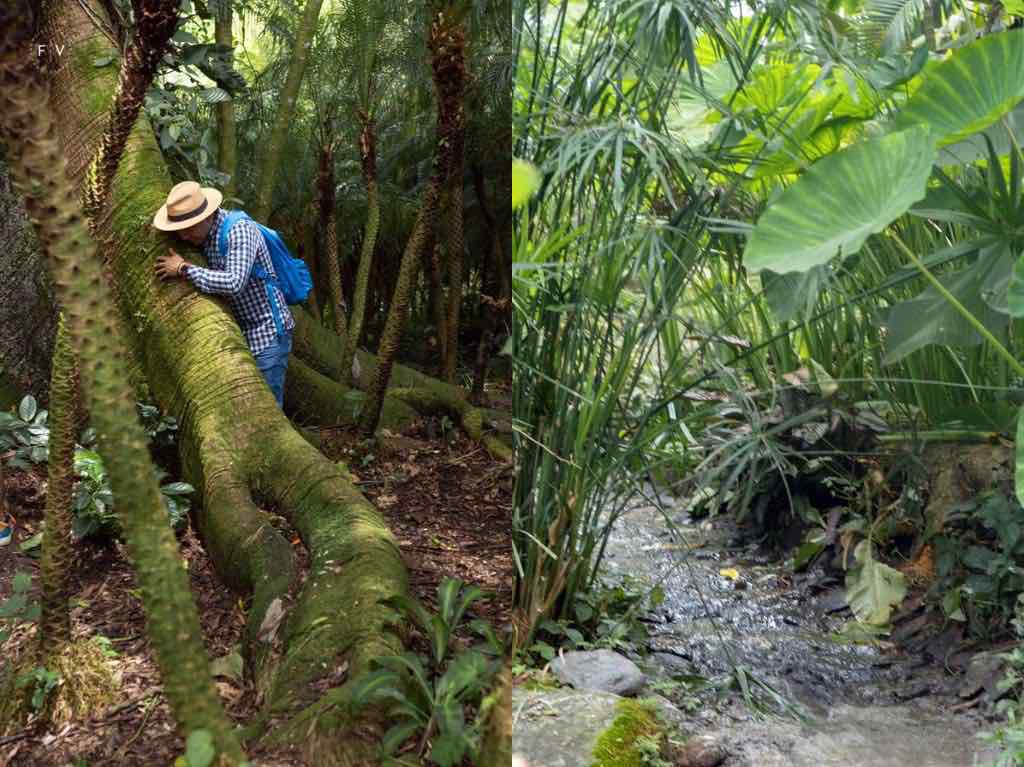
351;577;503;766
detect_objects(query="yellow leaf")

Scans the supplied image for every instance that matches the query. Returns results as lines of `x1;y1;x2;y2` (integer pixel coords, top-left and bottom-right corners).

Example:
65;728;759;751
719;567;740;580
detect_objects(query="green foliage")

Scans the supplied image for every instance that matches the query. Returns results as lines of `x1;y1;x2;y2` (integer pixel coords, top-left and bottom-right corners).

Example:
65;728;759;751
981;597;1024;763
0;395;50;468
15;666;60;711
511;159;539;209
136;402;179;450
932;491;1024;635
743;126;936;274
844;539;907;627
590;699;664;767
353;578;501;765
0;571;39;645
893;29;1024;146
525;576;658;664
72;448;194;540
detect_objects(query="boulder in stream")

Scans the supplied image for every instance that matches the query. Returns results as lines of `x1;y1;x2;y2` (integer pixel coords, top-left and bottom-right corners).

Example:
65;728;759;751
550;649;647;696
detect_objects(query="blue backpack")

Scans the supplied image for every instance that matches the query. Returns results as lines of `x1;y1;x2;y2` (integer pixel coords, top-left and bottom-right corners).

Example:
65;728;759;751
218;210;313;337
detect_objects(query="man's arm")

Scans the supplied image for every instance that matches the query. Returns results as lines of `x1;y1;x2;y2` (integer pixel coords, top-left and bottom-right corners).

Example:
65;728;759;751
182;220;261;296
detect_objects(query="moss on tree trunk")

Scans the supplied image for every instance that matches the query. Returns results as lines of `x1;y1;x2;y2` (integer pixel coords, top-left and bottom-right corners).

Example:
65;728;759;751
33;0;413;758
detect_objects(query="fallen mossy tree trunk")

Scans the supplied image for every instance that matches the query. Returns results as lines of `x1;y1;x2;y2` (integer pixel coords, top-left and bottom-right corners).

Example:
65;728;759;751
291;308;512;459
40;1;410;759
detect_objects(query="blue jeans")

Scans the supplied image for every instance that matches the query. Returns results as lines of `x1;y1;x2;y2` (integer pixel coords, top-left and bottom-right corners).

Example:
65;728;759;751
253;331;293;408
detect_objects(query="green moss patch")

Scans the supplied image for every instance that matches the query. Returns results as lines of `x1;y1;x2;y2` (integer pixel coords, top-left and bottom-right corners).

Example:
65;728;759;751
591;698;664;767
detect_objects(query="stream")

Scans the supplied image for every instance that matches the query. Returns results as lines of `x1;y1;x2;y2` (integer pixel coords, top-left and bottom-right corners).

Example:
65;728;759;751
597;491;1003;766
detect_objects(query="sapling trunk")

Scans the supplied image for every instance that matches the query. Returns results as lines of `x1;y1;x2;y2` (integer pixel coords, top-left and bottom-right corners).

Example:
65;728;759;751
253;0;326;220
0;5;243;760
319;141;348;341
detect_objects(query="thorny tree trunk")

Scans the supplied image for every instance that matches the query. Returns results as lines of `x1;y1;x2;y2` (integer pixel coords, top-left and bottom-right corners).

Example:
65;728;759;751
0;4;244;761
82;0;178;225
319;140;348;341
436;5;468;385
39;318;77;656
470;164;507;405
358;188;440;434
425;233;447;374
358;6;467;434
30;1;418;762
214;0;238;198
339;112;379;387
252;0;325;221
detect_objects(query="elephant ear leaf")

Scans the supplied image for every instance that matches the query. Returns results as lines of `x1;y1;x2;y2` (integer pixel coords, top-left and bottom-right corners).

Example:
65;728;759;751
743;125;936;274
893;29;1024;146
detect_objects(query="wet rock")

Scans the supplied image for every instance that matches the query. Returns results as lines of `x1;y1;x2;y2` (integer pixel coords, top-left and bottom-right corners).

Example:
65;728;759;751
959;653;1005;702
666;735;728;767
550;649;647;696
512;689;622;767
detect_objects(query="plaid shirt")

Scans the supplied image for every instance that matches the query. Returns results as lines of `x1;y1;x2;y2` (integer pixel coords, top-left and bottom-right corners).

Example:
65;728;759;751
184;208;295;355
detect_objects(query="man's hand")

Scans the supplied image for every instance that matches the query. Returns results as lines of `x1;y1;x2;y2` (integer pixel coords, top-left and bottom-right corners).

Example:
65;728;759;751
155;248;188;281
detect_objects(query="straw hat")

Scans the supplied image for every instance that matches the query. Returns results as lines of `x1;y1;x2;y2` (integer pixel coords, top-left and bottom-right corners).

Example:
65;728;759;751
152;180;223;231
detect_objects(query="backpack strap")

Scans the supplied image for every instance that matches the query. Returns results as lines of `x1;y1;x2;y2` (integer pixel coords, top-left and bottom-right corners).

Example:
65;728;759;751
218;210;287;339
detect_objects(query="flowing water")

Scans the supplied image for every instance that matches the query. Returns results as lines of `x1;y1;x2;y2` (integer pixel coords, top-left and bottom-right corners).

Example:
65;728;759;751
603;492;1002;766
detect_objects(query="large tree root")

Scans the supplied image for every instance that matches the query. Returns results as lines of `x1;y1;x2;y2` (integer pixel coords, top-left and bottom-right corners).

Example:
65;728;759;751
291;309;512;459
43;3;412;760
285;356;418;430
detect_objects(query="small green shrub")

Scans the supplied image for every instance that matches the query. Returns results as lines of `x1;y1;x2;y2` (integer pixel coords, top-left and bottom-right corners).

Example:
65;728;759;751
351;577;502;766
0;395;49;468
72;448;194;539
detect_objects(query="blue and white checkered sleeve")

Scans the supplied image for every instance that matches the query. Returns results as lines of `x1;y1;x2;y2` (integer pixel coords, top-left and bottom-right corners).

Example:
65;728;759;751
185;221;259;296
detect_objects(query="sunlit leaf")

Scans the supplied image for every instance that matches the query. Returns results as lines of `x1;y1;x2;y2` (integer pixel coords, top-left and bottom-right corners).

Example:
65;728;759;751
512;159;540;210
893;29;1024;146
744;126;936;273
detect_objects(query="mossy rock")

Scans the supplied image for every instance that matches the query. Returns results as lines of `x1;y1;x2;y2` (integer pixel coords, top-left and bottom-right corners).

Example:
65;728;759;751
512;689;670;767
591;698;664;767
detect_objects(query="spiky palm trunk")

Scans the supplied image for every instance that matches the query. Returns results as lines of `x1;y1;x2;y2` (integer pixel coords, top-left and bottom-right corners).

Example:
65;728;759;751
358;5;467;433
318;141;348;340
433;6;467;385
214;1;238;198
253;0;325;221
426;234;447;372
39;318;77;656
0;5;243;760
340;112;379;386
470;165;506;404
83;0;178;225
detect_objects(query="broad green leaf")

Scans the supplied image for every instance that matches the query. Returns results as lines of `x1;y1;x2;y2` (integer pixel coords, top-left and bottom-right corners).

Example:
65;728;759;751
883;244;1014;364
184;729;215;767
893;29;1024;146
743;126;936;274
381;721;420;755
12;572;30;592
18;395;36;422
512;159;541;210
761;266;829;322
845;540;907;627
429;733;468;767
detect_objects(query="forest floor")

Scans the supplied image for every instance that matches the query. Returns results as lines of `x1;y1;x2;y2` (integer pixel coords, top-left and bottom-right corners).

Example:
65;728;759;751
0;395;511;766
